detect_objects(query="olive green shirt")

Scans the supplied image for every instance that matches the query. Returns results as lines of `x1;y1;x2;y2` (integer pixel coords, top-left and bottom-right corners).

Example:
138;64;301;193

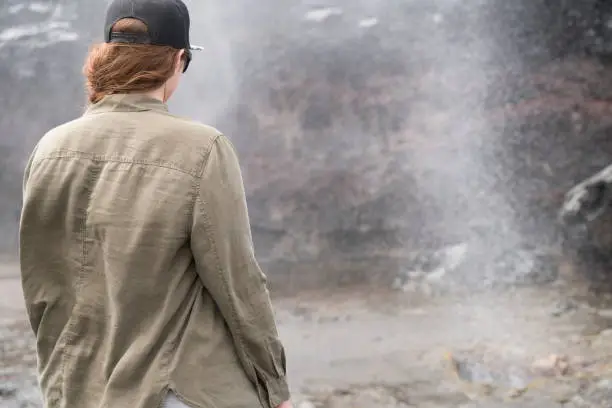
19;94;290;408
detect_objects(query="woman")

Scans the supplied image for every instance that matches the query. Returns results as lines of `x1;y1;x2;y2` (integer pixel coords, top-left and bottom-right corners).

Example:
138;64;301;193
19;1;292;407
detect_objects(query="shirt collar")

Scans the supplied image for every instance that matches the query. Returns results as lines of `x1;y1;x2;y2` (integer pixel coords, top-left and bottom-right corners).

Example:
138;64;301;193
84;93;169;115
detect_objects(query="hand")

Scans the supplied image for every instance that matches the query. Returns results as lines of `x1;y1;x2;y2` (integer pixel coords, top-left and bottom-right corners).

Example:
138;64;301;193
277;401;293;408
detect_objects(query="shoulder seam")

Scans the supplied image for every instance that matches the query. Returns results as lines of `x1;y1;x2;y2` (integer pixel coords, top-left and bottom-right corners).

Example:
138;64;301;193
31;150;200;177
189;133;222;232
195;133;223;179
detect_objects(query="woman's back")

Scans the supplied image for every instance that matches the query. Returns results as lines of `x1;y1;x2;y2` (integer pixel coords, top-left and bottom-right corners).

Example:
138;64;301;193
20;94;286;408
20;2;291;407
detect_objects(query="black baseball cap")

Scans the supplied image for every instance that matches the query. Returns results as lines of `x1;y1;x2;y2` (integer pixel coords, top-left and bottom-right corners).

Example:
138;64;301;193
104;0;203;72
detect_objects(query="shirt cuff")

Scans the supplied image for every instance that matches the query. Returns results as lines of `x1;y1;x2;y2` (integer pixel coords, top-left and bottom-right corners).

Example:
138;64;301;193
255;371;291;408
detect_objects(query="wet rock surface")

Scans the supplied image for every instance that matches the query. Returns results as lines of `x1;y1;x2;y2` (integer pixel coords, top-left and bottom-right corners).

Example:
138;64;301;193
0;316;39;407
281;287;612;408
4;273;612;408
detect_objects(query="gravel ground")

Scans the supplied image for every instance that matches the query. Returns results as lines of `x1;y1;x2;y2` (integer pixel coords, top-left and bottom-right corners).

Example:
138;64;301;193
3;271;612;408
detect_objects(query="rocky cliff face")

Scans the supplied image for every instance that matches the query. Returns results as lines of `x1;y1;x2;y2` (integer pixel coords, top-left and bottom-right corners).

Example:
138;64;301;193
2;0;612;291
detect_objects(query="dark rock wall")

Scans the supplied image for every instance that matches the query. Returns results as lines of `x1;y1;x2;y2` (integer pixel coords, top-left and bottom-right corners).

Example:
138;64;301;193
2;0;612;289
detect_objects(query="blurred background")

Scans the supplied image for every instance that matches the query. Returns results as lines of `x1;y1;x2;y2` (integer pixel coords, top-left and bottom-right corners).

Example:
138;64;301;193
2;0;612;291
5;1;612;406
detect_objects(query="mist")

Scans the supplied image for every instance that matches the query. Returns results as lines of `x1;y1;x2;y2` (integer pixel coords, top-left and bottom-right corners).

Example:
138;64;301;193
5;1;612;406
1;1;610;287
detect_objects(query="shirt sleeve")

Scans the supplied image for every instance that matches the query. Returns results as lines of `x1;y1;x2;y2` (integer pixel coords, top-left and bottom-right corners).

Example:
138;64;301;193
190;134;290;408
22;143;39;197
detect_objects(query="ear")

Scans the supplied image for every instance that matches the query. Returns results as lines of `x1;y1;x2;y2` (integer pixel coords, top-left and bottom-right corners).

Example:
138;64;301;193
175;49;186;73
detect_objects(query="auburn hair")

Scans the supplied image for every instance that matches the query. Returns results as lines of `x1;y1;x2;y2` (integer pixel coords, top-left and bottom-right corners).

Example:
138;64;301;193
83;18;181;104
